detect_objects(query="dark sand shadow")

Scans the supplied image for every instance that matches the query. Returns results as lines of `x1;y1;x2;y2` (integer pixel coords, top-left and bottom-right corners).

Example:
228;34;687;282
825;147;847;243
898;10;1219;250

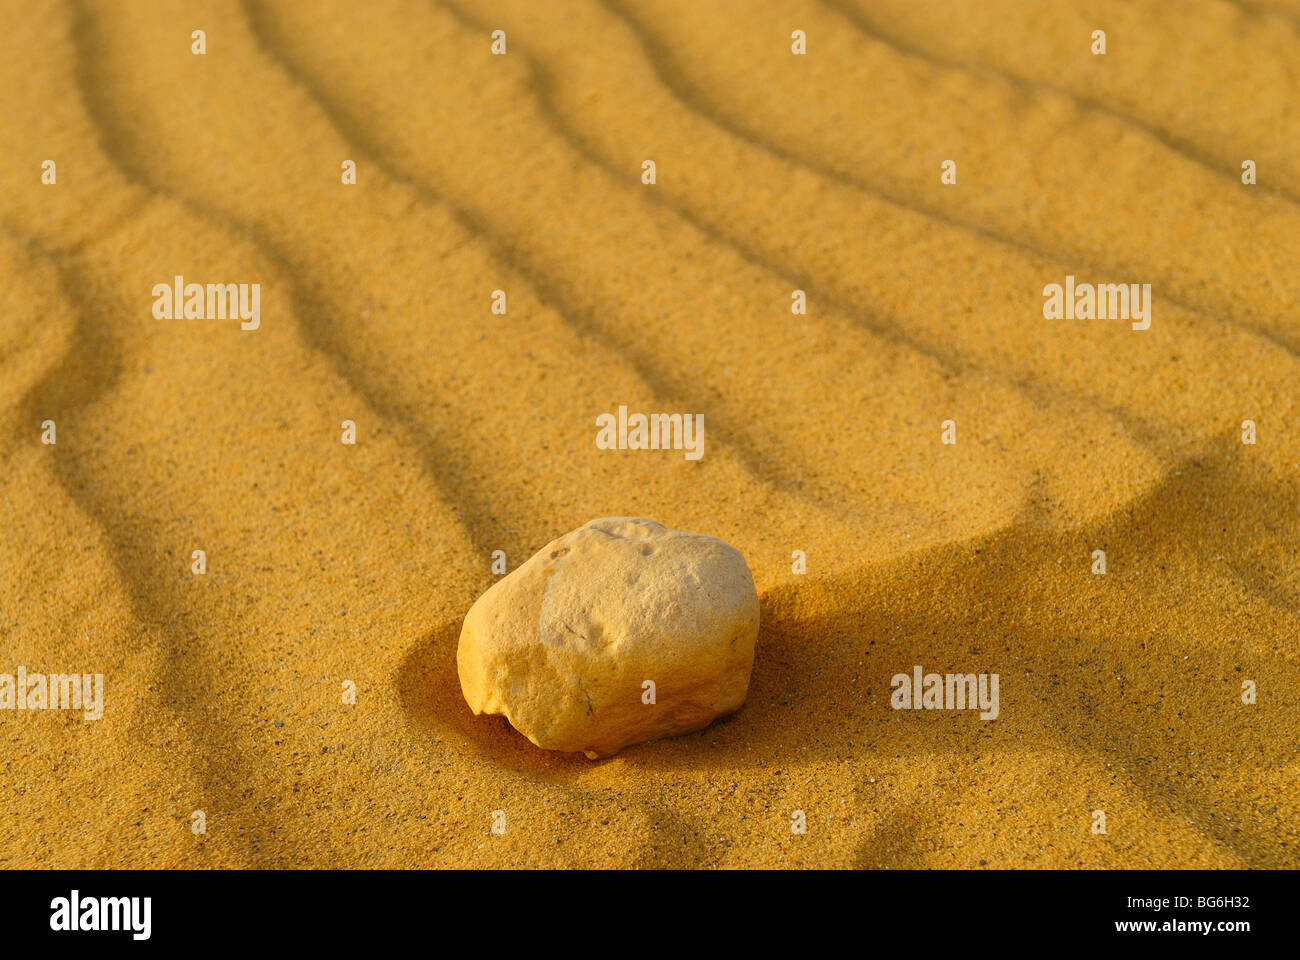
399;451;1299;866
396;617;592;783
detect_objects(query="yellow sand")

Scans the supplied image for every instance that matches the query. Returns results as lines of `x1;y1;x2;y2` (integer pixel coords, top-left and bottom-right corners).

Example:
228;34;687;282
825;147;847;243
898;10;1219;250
0;0;1295;868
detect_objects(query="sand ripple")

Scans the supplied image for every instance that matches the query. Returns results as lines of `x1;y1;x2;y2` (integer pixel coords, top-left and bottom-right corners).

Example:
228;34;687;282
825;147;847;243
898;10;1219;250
0;0;1294;867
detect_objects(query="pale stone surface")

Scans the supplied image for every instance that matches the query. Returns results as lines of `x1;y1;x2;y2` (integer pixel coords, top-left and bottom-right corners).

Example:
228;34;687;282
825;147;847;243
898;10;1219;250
457;517;760;758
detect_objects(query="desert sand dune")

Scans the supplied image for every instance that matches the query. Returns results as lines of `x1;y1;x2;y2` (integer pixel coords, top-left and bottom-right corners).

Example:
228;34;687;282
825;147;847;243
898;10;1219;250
0;0;1295;867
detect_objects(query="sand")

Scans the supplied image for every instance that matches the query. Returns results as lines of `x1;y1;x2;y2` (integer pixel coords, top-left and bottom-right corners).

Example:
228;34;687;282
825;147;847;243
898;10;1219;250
0;0;1295;868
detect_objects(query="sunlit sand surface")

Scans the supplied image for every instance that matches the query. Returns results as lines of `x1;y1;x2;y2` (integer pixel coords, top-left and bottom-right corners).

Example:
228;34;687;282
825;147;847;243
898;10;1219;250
0;0;1295;867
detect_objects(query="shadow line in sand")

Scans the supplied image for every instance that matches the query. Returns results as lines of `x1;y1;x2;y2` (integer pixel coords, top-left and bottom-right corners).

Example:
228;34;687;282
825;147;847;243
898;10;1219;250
397;618;590;783
595;0;1300;360
1;218;256;865
399;451;1298;866
239;0;935;517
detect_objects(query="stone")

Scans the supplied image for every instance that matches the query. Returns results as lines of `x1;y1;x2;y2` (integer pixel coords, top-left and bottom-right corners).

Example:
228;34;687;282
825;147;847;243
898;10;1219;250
457;517;760;758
